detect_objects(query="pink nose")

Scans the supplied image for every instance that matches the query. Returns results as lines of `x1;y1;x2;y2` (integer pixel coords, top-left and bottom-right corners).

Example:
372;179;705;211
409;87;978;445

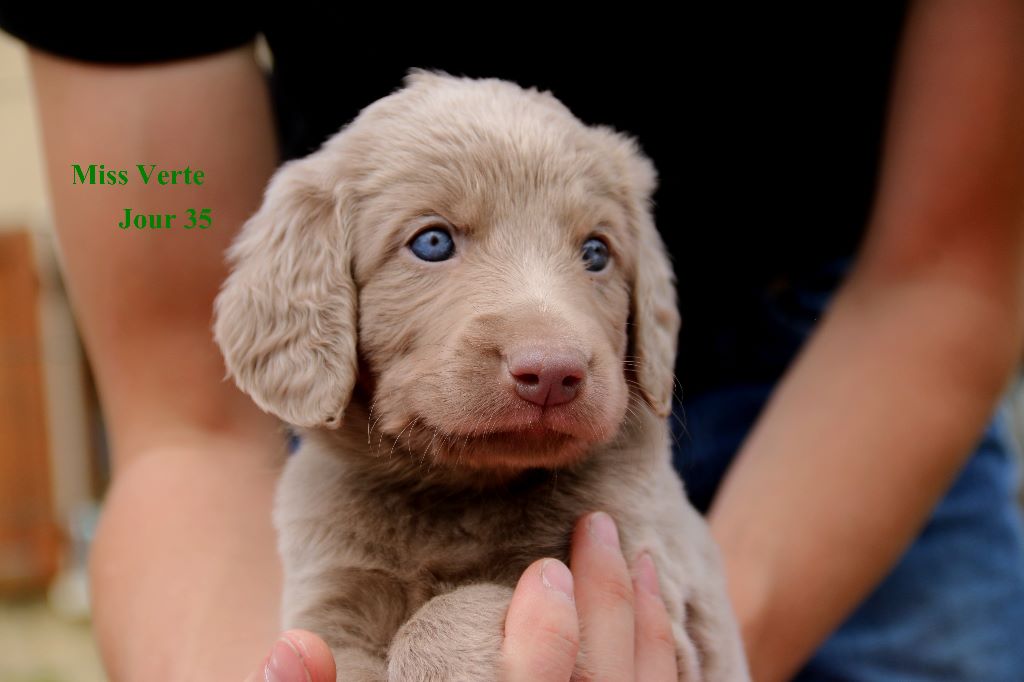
507;348;587;407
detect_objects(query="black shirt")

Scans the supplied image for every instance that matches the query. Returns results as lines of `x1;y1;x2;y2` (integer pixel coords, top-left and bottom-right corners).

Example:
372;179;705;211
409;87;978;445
0;7;910;396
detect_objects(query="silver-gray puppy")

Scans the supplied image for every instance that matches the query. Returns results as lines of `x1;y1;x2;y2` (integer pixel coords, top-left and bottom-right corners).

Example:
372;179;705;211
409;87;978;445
213;69;749;682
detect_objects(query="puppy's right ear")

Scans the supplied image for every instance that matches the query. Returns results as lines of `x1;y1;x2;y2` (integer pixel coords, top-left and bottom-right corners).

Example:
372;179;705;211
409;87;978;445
213;151;357;428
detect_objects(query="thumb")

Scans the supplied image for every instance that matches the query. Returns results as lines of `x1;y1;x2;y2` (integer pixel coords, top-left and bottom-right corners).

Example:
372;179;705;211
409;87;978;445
246;629;336;682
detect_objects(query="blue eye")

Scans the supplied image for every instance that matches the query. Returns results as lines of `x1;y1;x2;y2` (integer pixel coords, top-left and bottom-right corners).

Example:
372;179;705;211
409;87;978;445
581;237;610;272
410;227;455;262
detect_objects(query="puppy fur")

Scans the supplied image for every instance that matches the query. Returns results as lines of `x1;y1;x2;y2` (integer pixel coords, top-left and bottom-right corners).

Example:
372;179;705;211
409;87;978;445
213;69;750;681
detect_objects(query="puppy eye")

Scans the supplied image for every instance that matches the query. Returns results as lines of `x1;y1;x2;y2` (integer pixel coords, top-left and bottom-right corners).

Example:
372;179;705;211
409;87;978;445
581;237;610;272
409;227;456;262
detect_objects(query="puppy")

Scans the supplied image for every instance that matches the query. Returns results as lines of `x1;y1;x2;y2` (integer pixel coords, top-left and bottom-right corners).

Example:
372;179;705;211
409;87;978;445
213;69;749;681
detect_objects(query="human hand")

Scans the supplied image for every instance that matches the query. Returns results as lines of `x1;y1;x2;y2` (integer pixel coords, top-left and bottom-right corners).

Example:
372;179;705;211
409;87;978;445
245;512;676;681
503;511;679;681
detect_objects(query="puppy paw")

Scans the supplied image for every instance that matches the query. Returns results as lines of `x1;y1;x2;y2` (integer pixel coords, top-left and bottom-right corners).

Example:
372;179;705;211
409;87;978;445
387;583;513;682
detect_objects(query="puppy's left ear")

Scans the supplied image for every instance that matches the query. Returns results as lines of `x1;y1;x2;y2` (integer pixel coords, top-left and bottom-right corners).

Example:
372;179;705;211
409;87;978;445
595;128;681;417
213;146;358;428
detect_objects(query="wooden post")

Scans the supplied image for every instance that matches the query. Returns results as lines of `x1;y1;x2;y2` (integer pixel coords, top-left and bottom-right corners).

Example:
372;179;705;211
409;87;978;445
0;229;61;595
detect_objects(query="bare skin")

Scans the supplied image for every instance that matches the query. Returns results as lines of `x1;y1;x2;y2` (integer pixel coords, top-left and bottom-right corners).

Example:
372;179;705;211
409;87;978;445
708;1;1024;680
29;48;285;681
26;0;1024;679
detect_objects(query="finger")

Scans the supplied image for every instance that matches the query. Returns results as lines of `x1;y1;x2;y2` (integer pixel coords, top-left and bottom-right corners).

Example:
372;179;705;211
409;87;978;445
503;558;580;682
245;629;337;682
632;553;680;682
280;630;337;682
570;511;635;681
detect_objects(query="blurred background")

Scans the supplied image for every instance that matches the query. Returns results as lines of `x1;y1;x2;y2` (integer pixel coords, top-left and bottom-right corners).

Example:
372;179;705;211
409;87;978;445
1;32;107;682
1;28;1024;682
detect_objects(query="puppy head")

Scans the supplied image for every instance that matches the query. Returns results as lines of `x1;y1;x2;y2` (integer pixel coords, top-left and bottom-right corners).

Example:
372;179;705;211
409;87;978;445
214;69;679;471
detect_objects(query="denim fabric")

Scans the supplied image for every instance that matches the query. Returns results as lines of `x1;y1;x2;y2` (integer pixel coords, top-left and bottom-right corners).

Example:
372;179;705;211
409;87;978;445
671;263;1024;681
673;389;1024;681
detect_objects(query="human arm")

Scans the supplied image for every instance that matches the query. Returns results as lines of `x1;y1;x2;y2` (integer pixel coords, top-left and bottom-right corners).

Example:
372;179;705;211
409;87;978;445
707;1;1024;679
28;47;284;681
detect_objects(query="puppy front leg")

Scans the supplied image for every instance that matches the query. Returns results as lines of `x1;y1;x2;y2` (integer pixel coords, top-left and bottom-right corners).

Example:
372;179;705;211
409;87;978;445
672;621;703;681
328;648;387;682
289;614;389;682
284;566;409;682
387;583;513;682
681;591;752;682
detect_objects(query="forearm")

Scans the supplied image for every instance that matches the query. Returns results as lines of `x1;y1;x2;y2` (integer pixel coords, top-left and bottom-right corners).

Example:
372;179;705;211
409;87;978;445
28;47;287;680
708;3;1024;678
28;46;279;460
90;435;284;682
708;266;1021;681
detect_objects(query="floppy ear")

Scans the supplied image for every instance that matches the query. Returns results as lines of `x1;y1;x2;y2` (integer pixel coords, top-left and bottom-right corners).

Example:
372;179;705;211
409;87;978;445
213;150;358;428
595;128;681;417
632;189;681;417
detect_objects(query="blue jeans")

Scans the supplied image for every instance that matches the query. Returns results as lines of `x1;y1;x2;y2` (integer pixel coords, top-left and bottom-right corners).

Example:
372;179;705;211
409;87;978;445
672;391;1024;681
670;270;1024;680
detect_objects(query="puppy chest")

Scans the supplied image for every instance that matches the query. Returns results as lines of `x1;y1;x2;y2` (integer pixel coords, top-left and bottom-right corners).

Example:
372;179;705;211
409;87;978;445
349;490;571;585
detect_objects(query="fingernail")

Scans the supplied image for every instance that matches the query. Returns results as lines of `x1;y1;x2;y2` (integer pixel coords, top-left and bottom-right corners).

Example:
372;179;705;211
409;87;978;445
588;511;620;550
541;559;575;602
634;552;661;596
266;636;310;682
